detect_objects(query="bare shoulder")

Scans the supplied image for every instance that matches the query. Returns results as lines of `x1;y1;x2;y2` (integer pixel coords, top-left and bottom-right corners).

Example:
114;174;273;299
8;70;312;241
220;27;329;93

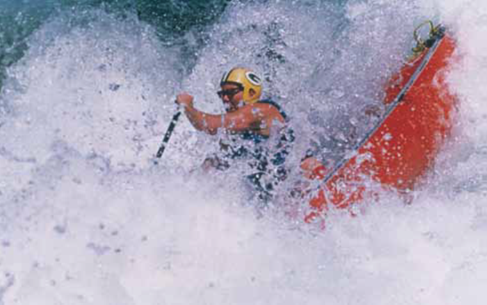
227;103;284;127
234;103;270;117
249;103;281;116
253;103;285;123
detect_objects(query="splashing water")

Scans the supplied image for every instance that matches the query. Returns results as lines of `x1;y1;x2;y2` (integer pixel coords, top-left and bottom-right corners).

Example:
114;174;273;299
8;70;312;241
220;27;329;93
1;0;487;304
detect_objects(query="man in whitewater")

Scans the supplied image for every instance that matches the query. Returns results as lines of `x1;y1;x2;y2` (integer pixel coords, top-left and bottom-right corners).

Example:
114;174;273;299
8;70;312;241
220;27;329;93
175;67;294;201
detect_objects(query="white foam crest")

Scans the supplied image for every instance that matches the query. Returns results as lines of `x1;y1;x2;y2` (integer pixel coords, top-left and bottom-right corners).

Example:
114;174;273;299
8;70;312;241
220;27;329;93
424;1;487;195
0;10;185;199
1;155;487;305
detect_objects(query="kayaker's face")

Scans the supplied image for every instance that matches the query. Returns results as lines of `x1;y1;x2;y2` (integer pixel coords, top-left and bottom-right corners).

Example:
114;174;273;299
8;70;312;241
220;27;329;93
218;83;244;112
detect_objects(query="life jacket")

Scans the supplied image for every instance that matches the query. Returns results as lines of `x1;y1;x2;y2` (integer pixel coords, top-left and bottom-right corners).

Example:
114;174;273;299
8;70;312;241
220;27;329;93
219;99;294;198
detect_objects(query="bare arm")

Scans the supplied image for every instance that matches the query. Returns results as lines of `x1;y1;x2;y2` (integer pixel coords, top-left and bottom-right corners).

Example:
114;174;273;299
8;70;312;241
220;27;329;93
184;104;268;135
175;92;283;135
183;106;222;135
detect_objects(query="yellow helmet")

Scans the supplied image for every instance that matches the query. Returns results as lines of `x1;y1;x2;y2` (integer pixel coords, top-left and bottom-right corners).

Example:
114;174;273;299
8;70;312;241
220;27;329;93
220;67;263;104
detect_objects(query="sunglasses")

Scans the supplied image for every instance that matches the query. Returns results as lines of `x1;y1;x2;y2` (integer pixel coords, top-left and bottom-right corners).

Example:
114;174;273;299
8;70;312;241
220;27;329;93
217;87;242;98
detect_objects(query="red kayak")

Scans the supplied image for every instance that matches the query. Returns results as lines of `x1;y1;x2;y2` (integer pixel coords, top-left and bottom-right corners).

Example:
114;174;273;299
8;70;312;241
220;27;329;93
300;23;458;224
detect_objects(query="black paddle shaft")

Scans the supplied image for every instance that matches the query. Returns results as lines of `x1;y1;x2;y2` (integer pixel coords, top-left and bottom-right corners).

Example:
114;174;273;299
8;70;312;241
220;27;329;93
155;110;182;158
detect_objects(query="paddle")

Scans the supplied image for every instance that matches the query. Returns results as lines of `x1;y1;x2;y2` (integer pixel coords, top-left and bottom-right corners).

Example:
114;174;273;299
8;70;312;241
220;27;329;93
155;107;182;160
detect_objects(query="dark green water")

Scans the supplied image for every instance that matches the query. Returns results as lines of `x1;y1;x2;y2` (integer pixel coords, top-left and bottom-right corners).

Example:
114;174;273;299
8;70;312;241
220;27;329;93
0;0;233;89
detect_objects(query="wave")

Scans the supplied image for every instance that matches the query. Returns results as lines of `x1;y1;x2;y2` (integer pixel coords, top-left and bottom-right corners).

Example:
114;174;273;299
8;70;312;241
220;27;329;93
1;0;487;304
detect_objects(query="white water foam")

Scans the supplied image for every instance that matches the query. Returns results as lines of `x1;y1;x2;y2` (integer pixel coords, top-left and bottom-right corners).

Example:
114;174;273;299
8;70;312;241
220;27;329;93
1;1;487;304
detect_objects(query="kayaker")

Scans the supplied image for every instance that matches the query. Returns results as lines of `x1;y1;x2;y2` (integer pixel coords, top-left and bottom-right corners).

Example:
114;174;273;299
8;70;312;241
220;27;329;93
175;67;294;201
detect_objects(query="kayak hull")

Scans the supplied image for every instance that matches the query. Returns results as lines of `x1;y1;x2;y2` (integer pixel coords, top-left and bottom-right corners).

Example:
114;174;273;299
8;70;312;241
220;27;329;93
303;31;458;222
